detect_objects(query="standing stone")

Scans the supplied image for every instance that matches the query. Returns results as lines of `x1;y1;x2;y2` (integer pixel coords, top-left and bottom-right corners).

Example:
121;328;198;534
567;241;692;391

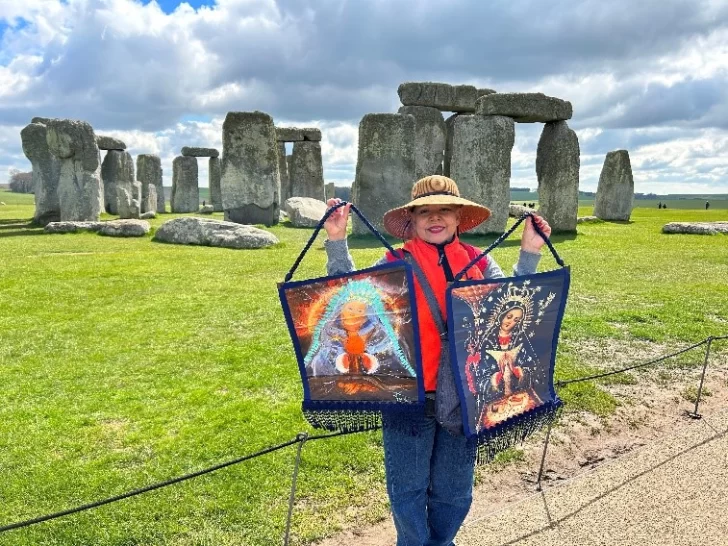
45;119;103;222
171;156;199;213
443;114;471;177
209;156;222;212
220;111;280;226
325;182;335;200
594;150;635;221
277;142;291;203
137;154;164;213
117;186;134;219
142;184;158;216
21;121;61;225
535;121;580;233
398;106;446;180
101;150;135;214
450;115;515;234
289;141;325;200
351;114;416;236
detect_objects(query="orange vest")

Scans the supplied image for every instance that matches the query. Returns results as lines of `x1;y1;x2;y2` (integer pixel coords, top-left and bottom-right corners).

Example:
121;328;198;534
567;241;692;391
386;237;486;391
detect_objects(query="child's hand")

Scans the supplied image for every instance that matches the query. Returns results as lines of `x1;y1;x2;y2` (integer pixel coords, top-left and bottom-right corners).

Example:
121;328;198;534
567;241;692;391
520;214;551;253
324;198;351;241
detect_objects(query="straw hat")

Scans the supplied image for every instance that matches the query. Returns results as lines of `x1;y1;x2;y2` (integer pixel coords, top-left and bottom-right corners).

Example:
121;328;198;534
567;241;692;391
382;175;491;239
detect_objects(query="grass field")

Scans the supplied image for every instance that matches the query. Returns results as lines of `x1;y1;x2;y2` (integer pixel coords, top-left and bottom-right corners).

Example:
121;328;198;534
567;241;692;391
1;190;727;545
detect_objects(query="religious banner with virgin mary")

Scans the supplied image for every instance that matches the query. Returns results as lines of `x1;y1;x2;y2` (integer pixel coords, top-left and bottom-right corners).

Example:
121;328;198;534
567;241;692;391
447;217;570;459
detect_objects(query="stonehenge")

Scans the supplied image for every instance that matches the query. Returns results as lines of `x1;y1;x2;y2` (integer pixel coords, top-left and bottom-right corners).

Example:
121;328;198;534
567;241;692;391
220;111;280;226
20;83;590;239
594;150;635;221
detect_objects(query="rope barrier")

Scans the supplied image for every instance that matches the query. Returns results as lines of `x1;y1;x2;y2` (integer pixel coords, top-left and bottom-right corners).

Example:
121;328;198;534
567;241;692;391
1;336;724;537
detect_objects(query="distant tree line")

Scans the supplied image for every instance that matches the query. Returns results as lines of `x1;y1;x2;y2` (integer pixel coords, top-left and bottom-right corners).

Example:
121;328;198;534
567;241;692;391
8;169;33;194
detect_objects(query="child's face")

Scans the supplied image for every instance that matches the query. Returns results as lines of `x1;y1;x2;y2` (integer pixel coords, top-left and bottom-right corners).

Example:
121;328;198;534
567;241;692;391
410;205;461;244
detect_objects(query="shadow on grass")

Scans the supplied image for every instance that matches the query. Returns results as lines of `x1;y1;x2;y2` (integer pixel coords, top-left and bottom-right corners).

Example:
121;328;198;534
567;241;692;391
0;228;46;238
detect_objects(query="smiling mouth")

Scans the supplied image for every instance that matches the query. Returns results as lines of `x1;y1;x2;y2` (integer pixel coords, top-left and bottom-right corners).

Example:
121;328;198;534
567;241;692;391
428;226;445;233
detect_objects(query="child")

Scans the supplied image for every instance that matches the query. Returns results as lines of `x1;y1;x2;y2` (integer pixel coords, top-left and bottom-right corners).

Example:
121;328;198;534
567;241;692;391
323;175;551;546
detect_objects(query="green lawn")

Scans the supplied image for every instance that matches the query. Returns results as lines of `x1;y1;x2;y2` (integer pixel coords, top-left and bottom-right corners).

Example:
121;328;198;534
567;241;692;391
1;190;727;545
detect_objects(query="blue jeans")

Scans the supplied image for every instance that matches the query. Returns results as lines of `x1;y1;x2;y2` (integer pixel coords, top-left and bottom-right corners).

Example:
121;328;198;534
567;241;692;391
382;413;475;546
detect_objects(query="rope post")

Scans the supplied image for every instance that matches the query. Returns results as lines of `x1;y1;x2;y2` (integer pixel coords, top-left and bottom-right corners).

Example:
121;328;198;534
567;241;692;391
535;419;554;492
687;337;713;420
283;432;308;546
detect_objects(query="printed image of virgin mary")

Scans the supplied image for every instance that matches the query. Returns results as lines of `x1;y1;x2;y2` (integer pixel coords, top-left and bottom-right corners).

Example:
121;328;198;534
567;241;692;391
466;299;542;430
303;279;415;396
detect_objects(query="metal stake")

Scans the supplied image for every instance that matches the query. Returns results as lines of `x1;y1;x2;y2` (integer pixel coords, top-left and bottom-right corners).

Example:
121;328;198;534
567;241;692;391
688;337;713;420
535;420;554;492
283;433;308;546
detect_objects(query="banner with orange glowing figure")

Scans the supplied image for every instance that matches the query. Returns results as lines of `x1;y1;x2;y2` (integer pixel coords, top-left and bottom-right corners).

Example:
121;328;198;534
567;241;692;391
279;262;424;429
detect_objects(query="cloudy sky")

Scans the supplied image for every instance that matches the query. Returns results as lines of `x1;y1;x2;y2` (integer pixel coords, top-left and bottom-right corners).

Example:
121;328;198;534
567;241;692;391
2;0;728;194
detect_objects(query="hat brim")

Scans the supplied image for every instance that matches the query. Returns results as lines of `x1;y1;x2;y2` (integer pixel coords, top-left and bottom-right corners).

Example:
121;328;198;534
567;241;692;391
382;195;491;239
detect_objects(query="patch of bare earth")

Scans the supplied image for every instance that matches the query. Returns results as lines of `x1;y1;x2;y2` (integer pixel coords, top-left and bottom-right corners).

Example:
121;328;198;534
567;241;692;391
312;340;728;546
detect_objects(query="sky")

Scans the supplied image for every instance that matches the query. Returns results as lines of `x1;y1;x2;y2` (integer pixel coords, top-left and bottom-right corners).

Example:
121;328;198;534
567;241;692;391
2;0;728;194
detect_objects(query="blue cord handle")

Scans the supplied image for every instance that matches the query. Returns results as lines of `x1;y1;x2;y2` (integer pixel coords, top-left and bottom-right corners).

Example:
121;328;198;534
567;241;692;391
453;212;565;283
284;201;397;283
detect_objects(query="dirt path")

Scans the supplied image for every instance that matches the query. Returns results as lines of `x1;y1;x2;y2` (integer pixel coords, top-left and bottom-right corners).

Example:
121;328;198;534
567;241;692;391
314;347;728;546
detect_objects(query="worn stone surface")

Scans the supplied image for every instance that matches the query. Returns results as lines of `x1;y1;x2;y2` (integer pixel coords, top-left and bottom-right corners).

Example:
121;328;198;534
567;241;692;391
594;150;635;221
199;204;214;214
44;221;102;233
181;146;219;158
98;219;150;237
140;210;156;220
21;122;61;225
476;92;573;123
351;113;416;235
662;222;728;235
117;186;134;219
449;115;515;234
398;82;479;113
141;184;158;216
31;117;53;125
171;155;199;213
443;113;470;177
325;182;335;200
277;142;291;202
276;127;322;142
137;154;164;213
398;106;446;180
283;197;328;227
220;111;280;226
536;121;580;233
578;215;600;224
208;156;222;212
289;141;325;200
101;150;135;214
477;88;497;98
153;217;279;249
45;119;103;222
509;204;533;218
96;135;127;150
